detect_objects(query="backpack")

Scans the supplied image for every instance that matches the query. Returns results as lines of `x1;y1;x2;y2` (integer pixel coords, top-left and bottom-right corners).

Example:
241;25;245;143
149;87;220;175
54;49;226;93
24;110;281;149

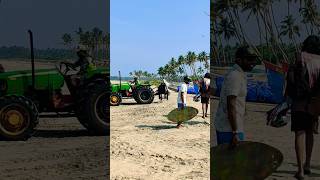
200;79;209;94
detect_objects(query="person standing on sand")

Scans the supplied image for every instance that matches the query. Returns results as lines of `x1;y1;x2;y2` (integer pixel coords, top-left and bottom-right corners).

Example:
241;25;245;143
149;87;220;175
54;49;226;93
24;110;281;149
286;35;320;180
214;46;258;146
177;76;192;128
199;73;211;119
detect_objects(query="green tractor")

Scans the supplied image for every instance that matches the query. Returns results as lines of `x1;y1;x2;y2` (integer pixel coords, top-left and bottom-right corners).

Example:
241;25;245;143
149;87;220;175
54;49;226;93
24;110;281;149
110;71;154;106
0;30;109;140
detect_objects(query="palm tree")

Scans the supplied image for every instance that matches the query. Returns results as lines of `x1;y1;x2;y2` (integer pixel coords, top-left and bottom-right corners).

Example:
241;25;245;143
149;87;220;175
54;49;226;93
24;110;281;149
301;0;320;34
103;33;110;61
217;17;236;64
242;0;267;48
214;0;243;43
186;51;197;77
157;67;165;79
177;55;187;75
75;27;84;44
198;51;209;73
280;15;301;51
217;17;236;43
62;33;73;50
92;27;103;60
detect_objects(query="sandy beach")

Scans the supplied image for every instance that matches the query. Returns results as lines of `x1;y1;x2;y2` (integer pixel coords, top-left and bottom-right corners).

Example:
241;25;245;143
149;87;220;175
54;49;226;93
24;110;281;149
0;59;109;179
110;90;210;180
211;101;320;180
111;85;320;179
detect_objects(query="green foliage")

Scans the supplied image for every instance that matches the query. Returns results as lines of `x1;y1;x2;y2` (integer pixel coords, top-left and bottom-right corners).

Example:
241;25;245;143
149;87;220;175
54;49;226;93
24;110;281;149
212;0;320;65
62;27;110;61
156;51;209;81
0;27;110;62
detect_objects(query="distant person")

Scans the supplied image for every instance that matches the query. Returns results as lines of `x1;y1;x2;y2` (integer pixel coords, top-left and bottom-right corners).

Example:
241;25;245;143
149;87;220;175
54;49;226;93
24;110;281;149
214;46;258;146
286;35;320;180
199;73;211;119
177;76;192;128
158;80;169;101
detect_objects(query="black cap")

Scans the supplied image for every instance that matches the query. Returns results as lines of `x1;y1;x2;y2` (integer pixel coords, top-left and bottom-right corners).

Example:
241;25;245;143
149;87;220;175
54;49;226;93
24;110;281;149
204;73;210;78
183;76;191;83
236;46;258;59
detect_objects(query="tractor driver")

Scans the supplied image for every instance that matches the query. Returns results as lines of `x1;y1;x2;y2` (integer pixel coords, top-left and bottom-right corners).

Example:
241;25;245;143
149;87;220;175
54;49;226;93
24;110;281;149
62;46;95;86
128;77;139;93
130;77;139;86
64;47;93;75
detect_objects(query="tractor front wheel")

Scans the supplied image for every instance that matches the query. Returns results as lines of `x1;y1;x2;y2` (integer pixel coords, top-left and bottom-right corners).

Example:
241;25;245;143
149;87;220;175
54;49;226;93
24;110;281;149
110;92;121;106
0;96;39;140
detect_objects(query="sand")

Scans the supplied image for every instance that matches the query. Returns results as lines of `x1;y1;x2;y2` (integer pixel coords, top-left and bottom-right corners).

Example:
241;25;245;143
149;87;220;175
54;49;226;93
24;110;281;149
211;101;320;180
0;59;109;179
111;86;320;179
110;91;210;180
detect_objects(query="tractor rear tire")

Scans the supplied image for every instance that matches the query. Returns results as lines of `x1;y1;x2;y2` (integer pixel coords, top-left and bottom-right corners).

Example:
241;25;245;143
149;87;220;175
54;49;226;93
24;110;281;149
76;83;109;135
110;92;121;106
0;95;38;140
133;87;154;104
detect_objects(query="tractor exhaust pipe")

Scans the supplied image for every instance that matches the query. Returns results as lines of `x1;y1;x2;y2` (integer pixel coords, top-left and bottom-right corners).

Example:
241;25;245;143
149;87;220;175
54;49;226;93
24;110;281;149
119;71;121;91
28;30;35;90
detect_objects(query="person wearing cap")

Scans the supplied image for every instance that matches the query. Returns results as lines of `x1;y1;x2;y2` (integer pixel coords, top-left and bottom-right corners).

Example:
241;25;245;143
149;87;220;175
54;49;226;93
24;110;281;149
129;77;139;93
177;76;192;128
214;46;258;146
199;73;211;119
61;45;95;86
63;45;93;75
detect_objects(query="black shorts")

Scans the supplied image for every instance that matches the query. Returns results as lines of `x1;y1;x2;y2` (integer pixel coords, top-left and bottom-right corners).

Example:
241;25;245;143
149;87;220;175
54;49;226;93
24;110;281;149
291;111;314;132
201;97;209;104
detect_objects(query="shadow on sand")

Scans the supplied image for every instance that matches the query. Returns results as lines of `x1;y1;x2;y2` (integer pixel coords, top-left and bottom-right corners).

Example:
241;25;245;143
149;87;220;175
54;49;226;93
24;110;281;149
120;102;144;106
33;129;109;138
275;168;320;178
289;163;320;171
136;120;209;130
136;124;177;130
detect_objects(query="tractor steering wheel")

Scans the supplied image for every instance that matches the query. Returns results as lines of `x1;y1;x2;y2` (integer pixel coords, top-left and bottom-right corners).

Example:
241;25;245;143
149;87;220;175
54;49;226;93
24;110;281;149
57;62;76;76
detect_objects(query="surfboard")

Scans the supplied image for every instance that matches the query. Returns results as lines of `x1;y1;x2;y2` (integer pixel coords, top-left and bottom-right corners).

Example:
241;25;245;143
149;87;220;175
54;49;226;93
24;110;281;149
211;141;283;180
167;106;198;123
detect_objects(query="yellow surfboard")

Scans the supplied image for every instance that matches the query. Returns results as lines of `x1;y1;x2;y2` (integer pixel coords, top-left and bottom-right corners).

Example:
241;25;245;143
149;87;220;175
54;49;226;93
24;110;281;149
211;141;283;180
167;106;198;123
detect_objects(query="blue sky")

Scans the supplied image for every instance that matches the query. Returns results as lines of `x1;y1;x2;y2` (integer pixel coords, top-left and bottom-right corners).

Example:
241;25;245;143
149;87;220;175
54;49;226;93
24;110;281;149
111;0;209;76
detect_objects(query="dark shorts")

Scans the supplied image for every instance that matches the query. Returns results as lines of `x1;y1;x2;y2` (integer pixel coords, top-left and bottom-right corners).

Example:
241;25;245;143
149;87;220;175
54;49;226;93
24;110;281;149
291;111;314;132
201;96;209;104
177;103;186;110
216;131;244;145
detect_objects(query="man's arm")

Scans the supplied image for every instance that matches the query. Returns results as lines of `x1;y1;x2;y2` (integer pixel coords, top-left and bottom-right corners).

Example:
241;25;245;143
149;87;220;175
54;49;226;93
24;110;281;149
227;95;237;132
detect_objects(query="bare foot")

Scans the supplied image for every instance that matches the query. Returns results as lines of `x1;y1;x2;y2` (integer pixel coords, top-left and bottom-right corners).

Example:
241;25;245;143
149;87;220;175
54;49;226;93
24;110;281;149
304;164;311;175
294;172;304;180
